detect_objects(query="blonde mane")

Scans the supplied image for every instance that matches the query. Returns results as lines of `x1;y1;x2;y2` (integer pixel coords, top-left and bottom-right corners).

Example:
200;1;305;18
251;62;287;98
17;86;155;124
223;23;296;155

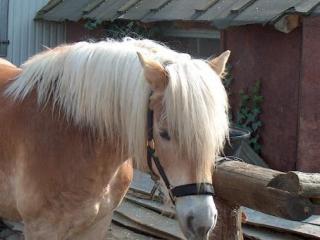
5;38;229;178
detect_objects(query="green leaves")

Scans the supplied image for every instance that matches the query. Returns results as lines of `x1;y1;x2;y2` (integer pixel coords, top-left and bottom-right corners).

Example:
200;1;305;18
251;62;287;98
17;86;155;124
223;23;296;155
84;19;102;30
236;80;263;154
222;67;263;155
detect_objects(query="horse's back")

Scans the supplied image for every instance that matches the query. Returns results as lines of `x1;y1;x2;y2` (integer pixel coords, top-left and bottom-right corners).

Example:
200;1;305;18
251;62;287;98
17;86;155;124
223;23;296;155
0;58;21;84
0;59;23;220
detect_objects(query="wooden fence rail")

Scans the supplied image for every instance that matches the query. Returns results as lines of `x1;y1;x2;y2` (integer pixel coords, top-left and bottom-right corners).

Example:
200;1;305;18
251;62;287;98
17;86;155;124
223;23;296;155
211;159;320;239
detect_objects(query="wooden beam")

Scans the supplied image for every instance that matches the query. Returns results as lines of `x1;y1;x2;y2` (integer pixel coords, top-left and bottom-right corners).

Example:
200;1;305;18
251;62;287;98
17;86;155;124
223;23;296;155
213;159;319;221
274;14;300;34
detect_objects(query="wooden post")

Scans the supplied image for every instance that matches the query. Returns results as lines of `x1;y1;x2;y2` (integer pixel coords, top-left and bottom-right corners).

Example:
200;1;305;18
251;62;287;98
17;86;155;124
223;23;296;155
210;199;243;240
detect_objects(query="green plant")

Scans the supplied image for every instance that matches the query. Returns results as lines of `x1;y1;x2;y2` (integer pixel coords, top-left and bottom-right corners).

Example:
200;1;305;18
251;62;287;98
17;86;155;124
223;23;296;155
223;64;233;93
84;19;102;30
222;64;234;121
236;81;263;154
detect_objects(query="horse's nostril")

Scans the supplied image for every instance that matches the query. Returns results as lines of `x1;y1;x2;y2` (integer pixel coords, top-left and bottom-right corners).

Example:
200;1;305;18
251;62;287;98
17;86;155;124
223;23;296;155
186;215;195;231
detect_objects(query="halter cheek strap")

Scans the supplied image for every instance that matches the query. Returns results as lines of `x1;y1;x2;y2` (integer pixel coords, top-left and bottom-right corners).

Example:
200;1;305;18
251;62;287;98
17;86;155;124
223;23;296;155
146;107;215;205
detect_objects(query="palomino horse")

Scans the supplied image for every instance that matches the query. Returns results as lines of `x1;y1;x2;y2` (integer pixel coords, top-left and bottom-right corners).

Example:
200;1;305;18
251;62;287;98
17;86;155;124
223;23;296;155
0;58;22;83
0;39;230;240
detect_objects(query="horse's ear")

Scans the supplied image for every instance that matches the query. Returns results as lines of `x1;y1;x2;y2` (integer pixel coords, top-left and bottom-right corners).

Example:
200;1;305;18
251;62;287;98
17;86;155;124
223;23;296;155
137;52;168;92
208;50;231;77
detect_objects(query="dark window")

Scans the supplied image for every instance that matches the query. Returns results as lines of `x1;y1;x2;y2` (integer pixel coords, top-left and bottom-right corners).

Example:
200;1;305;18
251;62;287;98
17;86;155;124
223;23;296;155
159;28;221;59
0;0;9;57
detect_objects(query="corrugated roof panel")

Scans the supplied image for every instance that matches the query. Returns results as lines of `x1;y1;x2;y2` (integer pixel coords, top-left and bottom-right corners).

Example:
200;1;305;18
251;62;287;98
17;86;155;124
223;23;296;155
231;0;301;26
118;0;140;13
294;0;320;14
194;0;219;11
36;0;320;28
144;0;215;22
312;3;320;14
197;0;239;21
84;0;130;21
231;0;257;13
120;0;170;20
42;0;91;21
38;0;62;13
82;0;105;14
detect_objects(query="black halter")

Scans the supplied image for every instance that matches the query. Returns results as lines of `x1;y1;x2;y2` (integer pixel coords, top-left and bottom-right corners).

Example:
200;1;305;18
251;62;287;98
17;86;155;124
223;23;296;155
146;106;215;204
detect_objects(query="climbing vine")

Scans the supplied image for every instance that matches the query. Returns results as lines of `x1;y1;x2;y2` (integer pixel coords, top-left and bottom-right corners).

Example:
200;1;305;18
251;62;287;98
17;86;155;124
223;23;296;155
235;81;263;154
222;64;234;121
222;66;263;154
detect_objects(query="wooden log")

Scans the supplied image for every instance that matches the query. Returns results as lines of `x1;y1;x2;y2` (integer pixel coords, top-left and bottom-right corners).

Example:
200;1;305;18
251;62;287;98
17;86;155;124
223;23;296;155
269;171;320;198
213;159;319;221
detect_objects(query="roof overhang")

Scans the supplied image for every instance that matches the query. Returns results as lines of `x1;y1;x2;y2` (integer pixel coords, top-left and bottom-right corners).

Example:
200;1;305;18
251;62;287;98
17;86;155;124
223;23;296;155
36;0;320;31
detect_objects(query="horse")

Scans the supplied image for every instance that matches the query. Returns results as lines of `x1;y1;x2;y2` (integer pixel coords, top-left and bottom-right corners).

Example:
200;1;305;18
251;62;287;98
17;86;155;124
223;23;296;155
0;38;230;240
0;58;22;84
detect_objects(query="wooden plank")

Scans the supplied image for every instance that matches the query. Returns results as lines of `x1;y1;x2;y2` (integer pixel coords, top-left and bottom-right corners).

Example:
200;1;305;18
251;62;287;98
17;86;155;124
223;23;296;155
130;170;154;193
244;208;320;238
130;170;160;196
302;215;320;226
115;200;185;239
125;194;175;217
243;225;306;240
109;222;157;239
112;212;166;238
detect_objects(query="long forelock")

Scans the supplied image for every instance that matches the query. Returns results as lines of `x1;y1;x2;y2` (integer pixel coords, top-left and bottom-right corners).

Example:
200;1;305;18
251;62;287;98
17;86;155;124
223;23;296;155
164;60;229;181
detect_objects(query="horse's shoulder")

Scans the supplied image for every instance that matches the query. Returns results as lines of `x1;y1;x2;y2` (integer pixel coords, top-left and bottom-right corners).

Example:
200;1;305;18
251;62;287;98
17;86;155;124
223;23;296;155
0;58;22;84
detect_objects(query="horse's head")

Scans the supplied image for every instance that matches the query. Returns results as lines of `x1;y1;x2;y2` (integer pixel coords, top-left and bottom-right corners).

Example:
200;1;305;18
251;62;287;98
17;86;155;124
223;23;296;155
138;50;230;239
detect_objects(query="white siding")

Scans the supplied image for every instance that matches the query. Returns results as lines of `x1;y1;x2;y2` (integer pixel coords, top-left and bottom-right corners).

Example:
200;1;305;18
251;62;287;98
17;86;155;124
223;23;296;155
7;0;65;65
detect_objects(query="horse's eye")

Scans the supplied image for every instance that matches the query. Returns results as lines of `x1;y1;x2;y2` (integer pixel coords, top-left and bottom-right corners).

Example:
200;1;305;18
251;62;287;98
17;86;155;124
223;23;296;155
159;130;171;141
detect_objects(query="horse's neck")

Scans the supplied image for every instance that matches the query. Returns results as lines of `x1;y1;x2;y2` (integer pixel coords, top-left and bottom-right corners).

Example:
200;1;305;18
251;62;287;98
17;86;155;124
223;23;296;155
0;58;21;84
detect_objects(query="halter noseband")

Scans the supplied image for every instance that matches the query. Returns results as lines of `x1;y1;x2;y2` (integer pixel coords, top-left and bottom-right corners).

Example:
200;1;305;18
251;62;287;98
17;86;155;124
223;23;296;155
146;104;215;204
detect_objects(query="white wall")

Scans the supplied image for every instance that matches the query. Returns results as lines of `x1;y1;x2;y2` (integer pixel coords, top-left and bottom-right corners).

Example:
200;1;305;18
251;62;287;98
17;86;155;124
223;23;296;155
7;0;65;65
